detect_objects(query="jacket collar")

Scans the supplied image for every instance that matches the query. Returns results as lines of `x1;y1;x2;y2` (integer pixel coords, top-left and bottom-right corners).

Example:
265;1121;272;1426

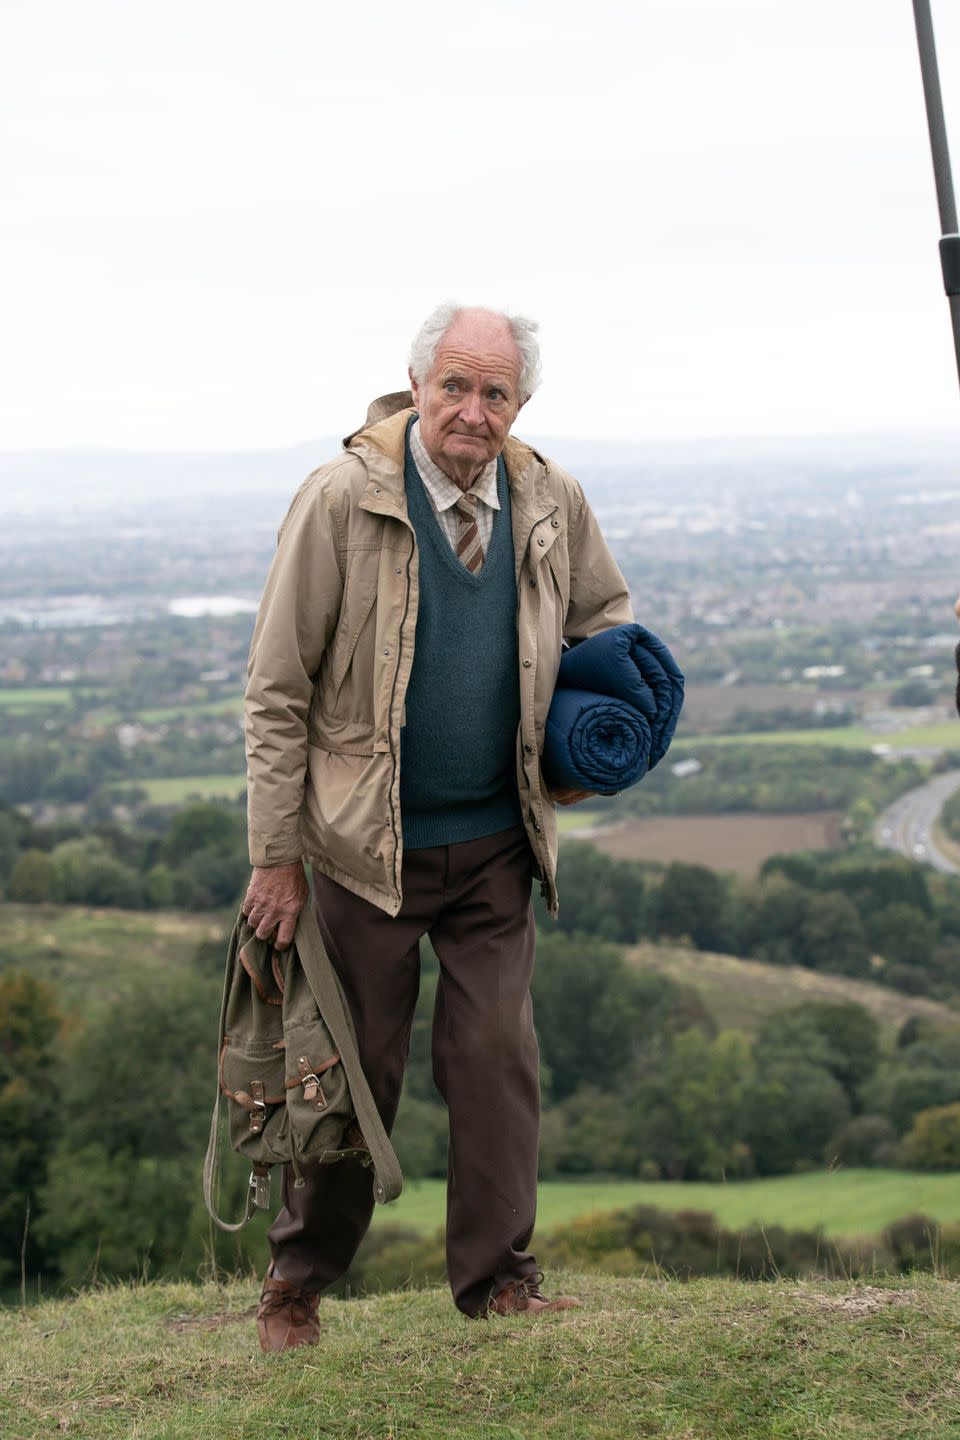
345;392;556;524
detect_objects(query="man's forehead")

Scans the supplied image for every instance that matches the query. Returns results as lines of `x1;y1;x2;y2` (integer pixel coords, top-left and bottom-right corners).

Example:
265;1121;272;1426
433;338;521;384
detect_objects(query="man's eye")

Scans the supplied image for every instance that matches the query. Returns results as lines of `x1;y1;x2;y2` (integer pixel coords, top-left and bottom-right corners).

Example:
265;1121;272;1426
488;389;504;401
444;382;459;394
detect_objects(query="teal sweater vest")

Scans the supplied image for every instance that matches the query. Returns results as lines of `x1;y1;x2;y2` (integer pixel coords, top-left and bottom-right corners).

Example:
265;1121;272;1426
400;431;522;849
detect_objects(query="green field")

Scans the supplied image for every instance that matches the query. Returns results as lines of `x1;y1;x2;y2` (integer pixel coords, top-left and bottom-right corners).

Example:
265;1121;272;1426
372;1169;960;1242
0;688;242;723
117;773;246;804
0;687;81;711
135;696;243;724
675;721;960;752
555;808;602;833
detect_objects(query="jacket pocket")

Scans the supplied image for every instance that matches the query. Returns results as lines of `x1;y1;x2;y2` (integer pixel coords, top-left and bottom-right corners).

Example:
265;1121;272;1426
302;745;393;893
324;550;379;712
312;709;377;756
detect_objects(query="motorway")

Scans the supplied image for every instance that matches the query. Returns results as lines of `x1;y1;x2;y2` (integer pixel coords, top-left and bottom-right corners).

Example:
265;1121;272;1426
875;770;960;876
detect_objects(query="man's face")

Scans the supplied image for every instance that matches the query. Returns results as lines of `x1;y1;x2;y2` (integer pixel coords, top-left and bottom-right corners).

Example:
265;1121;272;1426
410;311;524;487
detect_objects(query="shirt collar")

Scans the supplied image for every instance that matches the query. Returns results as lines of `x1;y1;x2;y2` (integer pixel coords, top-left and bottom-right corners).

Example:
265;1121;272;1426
410;419;501;512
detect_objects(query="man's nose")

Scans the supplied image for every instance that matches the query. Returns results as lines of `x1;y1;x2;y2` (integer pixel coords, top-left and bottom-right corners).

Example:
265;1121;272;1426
459;391;485;426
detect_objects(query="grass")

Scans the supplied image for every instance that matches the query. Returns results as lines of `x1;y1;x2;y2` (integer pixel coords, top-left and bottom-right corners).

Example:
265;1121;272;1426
372;1169;960;1243
4;1274;960;1439
674;721;960;752
114;773;246;804
934;819;960;870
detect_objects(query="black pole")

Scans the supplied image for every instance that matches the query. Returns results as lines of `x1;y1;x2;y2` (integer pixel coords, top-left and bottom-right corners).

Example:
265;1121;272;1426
912;0;960;393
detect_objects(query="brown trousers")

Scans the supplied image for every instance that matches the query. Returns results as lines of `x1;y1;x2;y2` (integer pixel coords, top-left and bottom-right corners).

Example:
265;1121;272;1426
267;825;541;1317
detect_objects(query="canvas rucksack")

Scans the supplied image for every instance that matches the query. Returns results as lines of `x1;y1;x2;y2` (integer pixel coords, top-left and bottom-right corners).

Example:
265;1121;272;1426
203;904;402;1231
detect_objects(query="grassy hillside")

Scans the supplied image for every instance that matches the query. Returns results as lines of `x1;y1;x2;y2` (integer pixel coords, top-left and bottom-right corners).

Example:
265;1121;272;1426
0;904;229;1011
7;904;958;1041
626;941;960;1039
4;1275;960;1439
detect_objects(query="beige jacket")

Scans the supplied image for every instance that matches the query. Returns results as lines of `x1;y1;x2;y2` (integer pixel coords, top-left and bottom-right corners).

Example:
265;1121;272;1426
245;394;633;916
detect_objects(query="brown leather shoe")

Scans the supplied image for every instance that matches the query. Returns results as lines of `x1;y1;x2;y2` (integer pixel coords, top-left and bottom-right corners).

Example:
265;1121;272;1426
488;1272;582;1316
256;1264;320;1353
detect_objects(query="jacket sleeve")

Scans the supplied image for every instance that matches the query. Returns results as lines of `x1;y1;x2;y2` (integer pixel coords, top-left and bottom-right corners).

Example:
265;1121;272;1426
563;478;634;640
244;475;344;867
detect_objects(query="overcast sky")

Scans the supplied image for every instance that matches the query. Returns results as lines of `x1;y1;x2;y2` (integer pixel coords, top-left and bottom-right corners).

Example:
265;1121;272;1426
2;0;959;450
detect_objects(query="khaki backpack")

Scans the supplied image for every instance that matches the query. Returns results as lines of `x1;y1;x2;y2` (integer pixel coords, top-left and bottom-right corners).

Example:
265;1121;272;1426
203;905;402;1231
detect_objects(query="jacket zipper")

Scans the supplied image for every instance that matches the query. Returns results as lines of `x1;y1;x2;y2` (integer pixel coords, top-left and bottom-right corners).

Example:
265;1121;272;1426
386;528;415;903
518;506;559;906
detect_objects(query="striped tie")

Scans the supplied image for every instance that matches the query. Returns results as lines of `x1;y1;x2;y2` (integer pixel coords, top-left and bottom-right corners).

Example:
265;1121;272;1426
454;493;484;574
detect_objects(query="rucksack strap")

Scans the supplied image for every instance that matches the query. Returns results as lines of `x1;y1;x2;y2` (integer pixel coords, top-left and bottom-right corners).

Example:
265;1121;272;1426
202;917;259;1232
293;904;403;1206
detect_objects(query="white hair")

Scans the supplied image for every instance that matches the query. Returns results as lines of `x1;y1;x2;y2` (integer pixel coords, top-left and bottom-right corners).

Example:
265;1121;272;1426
408;303;542;403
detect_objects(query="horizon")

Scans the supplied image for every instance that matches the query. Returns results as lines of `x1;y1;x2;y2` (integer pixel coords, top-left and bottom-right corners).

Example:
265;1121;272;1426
1;422;957;461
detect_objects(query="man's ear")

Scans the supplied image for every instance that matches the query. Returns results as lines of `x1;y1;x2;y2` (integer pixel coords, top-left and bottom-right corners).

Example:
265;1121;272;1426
408;367;420;409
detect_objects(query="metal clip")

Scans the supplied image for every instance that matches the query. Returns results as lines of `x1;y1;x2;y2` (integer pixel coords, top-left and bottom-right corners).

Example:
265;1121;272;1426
249;1168;271;1209
298;1056;328;1111
248;1080;267;1134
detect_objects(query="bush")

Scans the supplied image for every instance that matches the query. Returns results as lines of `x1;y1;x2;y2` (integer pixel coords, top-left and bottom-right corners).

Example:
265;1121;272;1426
389;1098;448;1179
883;1213;941;1272
902;1102;960;1171
537;1204;876;1282
335;1225;447;1296
823;1114;898;1168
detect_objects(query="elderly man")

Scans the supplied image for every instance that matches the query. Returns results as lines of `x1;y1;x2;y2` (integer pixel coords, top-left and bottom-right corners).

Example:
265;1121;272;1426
242;304;632;1349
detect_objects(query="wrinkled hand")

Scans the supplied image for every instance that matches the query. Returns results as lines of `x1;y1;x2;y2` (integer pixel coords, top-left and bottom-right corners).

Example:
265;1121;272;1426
549;786;595;806
241;862;308;948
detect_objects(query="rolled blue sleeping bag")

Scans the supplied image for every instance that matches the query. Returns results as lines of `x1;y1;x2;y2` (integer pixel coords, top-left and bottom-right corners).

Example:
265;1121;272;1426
542;623;684;795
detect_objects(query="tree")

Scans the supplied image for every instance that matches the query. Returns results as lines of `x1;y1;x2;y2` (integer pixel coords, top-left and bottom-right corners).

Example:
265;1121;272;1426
532;931;688;1102
738;873;811;966
163;804;246;862
0;804;33;893
57;976;217;1161
796;892;869;977
870;1065;960;1136
658;1029;756;1180
824;1114;898;1168
866;903;938;973
550;843;648;943
0;971;66;1283
34;1144;204;1286
50;837;142;907
755;1001;880;1109
742;1060;850;1175
9;849;55;903
651;863;737;953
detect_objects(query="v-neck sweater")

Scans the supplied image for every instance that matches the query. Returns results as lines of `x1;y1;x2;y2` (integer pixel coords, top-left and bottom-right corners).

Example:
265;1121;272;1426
399;430;522;850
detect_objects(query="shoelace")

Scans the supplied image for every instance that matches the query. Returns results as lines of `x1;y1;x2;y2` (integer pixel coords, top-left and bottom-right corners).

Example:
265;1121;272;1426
500;1270;548;1310
259;1283;316;1324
